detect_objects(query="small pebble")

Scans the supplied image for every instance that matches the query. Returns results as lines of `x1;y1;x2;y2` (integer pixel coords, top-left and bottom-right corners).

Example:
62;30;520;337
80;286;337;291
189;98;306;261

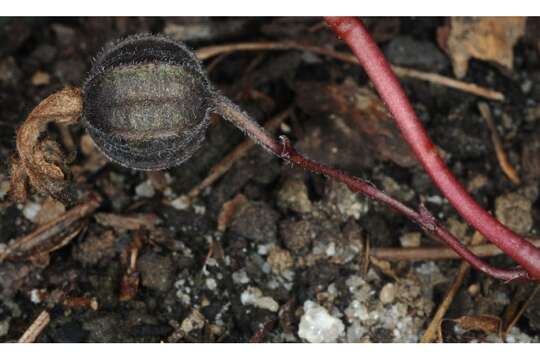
0;319;10;337
467;283;480;297
379;175;415;202
171;195;191;210
447;218;469;240
232;269;250;285
267;246;294;275
325;180;369;220
298;301;344;343
34;197;65;225
399;232;421;248
495;192;533;234
276;178;312;213
180;309;205;334
384;35;449;71
135;180;155;198
466;174;488;193
0;180;10;200
240;287;279;312
279;219;316;255
206;278;217;291
379;283;396;304
31;70;50;86
22;201;41;222
522;79;533;94
230;202;279;244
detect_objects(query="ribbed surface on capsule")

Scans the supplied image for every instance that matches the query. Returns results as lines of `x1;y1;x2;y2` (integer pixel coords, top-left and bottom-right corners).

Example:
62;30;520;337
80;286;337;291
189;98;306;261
82;34;212;170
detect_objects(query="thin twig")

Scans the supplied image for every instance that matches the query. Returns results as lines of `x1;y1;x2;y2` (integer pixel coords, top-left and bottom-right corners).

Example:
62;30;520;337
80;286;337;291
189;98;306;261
186;107;291;200
421;233;485;342
392;67;504;102
196;41;505;101
478;102;520;185
119;229;143;302
421;262;470;343
501;284;539;340
370;238;540;262
18;310;50;343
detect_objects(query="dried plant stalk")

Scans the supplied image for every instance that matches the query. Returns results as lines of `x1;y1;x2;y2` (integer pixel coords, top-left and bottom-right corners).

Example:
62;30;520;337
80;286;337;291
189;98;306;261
0;193;101;263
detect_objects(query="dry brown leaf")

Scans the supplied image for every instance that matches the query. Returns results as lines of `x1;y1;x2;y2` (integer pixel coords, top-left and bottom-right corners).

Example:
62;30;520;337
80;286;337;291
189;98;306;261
441;17;526;79
294;81;416;168
452;314;501;334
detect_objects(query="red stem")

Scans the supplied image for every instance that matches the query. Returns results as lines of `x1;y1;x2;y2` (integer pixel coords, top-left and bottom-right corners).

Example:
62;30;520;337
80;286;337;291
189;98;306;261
215;96;530;281
325;17;540;280
278;137;528;282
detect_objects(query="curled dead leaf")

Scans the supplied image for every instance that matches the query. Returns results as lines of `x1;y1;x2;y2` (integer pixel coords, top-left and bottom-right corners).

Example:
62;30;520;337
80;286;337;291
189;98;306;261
10;86;82;204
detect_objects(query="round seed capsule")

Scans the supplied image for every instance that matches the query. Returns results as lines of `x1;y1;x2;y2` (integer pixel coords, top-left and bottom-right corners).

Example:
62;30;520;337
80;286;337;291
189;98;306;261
82;34;213;170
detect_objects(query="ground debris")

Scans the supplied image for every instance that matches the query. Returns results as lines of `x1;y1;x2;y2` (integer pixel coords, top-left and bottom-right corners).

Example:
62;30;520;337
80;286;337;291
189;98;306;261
94;212;161;231
439;17;526;78
0;17;539;343
0;194;101;263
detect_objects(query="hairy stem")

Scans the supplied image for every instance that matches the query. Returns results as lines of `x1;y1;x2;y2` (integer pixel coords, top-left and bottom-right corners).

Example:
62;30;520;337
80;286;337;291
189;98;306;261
325;16;540;280
214;96;529;282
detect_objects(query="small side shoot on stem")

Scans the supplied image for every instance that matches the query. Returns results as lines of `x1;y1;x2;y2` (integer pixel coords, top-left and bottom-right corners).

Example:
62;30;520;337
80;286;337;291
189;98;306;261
216;91;529;282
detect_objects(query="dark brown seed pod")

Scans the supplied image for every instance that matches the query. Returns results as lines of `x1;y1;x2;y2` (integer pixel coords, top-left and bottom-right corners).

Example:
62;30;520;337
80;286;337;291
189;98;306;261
82;34;213;170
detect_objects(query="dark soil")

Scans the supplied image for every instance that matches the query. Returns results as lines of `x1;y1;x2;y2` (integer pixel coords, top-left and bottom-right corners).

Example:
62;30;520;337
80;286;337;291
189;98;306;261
0;17;539;343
